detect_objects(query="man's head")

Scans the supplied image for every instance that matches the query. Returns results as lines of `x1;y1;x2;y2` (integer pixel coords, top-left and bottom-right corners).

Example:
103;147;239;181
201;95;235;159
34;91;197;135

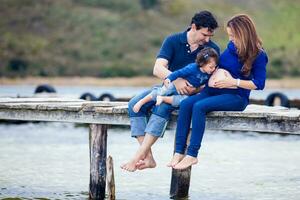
190;11;218;44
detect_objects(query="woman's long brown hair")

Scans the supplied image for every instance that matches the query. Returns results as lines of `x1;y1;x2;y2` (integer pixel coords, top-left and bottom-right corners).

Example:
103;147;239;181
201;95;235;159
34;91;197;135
227;14;262;76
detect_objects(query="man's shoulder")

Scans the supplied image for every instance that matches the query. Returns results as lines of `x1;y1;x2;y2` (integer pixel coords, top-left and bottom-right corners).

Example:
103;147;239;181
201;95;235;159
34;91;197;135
164;31;186;43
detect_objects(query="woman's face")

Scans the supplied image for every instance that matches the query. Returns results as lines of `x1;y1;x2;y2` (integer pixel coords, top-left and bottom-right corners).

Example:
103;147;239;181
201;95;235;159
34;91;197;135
226;27;236;44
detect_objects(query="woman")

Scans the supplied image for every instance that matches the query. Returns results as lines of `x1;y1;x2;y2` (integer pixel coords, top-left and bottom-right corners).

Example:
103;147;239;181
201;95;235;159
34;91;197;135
168;14;268;169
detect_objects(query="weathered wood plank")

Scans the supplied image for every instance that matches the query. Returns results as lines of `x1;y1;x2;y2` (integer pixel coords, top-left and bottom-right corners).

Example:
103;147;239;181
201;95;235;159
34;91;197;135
89;124;108;200
0;98;300;134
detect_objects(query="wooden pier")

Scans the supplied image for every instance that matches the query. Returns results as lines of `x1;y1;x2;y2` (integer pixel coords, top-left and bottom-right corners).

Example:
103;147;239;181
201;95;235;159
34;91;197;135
0;97;300;199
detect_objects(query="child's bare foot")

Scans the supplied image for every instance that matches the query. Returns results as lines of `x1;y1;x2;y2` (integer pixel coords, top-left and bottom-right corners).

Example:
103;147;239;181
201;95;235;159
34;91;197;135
156;96;163;106
133;102;143;113
121;160;138;172
167;153;185;167
136;157;157;170
173;155;198;170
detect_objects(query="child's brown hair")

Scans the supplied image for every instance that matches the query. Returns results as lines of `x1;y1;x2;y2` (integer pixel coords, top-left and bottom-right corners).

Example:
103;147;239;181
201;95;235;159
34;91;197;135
196;47;219;67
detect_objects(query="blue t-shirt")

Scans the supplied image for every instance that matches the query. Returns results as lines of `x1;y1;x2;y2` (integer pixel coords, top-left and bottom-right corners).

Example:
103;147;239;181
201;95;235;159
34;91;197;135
157;29;220;72
167;63;210;88
207;41;268;100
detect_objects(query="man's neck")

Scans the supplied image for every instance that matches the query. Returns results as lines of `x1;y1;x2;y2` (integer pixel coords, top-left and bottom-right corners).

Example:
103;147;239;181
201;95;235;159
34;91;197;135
187;31;198;46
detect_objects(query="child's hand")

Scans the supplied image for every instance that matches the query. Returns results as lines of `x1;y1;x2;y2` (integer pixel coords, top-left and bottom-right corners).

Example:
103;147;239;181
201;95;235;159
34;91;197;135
164;78;171;87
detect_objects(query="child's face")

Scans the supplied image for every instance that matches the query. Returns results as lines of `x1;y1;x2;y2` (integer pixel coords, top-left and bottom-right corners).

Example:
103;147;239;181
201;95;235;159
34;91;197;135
201;59;217;74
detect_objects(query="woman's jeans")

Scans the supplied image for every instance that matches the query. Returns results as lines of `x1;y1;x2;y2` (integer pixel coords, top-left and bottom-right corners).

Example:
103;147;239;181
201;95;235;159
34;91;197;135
128;87;177;137
175;89;248;158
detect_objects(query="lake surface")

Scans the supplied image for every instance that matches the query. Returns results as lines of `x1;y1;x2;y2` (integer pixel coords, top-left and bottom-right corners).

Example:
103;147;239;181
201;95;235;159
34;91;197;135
1;123;300;200
0;85;300;199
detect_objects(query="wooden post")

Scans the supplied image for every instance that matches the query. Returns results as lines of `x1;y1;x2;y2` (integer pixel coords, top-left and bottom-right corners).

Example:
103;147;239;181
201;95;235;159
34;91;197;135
170;167;191;198
89;124;108;200
106;155;116;200
170;132;191;199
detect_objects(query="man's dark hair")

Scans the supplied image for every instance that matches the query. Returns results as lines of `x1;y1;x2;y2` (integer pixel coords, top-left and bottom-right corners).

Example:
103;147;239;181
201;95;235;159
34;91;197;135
191;11;218;32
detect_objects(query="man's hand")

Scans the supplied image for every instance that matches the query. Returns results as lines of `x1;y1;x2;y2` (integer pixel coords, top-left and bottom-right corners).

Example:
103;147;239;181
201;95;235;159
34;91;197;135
173;78;196;95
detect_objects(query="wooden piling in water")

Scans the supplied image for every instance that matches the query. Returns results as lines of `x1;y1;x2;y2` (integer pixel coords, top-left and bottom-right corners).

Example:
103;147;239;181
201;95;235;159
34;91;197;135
107;155;116;200
170;167;191;198
89;124;108;200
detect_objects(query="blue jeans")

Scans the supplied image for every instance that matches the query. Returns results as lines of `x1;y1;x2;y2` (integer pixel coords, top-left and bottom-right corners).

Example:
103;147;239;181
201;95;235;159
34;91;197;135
128;87;177;137
175;88;248;158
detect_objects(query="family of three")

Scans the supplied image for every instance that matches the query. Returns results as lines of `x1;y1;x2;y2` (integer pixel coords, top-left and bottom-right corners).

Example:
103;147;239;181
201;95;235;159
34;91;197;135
121;11;268;172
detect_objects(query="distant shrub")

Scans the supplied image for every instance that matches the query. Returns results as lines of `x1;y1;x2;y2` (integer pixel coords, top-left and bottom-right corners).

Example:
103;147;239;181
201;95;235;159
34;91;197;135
140;0;159;10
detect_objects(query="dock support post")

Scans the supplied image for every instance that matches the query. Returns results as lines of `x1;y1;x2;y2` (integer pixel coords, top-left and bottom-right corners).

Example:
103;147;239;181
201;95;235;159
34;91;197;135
170;132;191;199
170;167;191;198
89;124;108;200
107;155;116;200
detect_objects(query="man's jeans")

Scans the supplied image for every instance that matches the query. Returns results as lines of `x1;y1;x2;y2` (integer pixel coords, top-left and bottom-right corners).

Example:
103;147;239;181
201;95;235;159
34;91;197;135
128;87;177;137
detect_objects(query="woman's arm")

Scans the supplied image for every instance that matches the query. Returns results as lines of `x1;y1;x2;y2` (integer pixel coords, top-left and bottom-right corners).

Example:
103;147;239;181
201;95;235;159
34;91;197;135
214;51;268;90
214;77;257;90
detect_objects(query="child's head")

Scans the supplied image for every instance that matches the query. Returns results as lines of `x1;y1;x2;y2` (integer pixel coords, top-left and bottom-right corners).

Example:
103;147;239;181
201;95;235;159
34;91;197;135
196;47;219;74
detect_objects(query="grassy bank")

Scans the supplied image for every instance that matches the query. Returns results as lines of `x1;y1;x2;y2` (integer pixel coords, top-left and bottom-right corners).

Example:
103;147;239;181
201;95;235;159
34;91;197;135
0;0;300;78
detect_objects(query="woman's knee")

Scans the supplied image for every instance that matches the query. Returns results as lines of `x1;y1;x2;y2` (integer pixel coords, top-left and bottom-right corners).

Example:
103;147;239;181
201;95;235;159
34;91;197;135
193;101;207;113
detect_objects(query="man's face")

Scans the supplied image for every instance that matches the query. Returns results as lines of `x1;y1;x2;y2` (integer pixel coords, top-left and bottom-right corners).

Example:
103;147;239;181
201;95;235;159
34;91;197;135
194;26;214;45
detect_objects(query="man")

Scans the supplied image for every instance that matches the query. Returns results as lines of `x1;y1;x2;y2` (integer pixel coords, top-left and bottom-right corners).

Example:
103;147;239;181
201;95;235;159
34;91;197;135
121;10;220;172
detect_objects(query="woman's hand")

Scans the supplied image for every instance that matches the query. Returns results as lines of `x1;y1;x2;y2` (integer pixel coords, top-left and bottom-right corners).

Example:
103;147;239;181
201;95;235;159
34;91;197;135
214;75;237;88
173;78;195;95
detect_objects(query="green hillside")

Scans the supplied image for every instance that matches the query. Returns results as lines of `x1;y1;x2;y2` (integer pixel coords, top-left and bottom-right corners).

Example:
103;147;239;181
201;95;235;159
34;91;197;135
0;0;300;78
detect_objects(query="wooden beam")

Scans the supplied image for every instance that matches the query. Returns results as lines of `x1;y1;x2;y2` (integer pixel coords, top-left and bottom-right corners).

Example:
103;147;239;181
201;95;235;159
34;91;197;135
89;124;108;200
0;100;299;134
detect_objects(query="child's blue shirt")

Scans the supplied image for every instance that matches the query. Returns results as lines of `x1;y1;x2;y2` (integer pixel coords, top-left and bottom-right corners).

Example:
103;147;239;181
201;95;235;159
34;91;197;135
167;63;210;88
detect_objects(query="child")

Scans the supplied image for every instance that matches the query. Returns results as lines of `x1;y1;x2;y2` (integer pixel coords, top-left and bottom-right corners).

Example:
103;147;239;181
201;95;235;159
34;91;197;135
133;47;219;113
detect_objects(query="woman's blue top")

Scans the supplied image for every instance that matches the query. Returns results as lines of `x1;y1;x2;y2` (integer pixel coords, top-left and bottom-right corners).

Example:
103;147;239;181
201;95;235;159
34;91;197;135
207;41;268;101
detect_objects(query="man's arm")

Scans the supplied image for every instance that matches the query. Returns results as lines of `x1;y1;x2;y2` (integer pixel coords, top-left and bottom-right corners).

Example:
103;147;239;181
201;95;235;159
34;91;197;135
153;58;171;79
153;58;195;95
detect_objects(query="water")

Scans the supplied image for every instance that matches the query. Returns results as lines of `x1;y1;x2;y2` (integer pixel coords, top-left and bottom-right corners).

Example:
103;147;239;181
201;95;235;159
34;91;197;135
0;85;300;199
0;123;300;200
1;85;300;100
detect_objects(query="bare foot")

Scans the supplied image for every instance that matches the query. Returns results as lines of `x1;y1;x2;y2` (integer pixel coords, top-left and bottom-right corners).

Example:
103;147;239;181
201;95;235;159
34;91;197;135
173;155;198;170
167;153;185;168
120;160;138;172
133;102;143;113
137;157;157;170
156;96;163;106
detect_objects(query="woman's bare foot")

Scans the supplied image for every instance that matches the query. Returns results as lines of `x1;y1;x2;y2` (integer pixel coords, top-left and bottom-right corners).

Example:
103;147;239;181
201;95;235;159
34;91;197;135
173;155;198;170
133;102;143;113
156;96;164;106
167;153;185;167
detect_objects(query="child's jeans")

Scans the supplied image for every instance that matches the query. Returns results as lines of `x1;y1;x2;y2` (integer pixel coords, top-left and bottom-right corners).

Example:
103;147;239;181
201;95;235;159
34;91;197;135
150;83;188;107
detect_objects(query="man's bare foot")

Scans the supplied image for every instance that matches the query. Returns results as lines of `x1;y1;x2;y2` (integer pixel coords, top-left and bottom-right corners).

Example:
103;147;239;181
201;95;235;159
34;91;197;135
136;157;157;170
156;96;164;106
173;155;198;170
133;102;143;113
121;160;138;172
167;153;185;167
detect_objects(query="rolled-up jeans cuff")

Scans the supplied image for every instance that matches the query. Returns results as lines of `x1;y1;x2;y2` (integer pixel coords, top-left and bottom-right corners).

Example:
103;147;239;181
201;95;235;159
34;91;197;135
130;117;147;137
145;114;168;137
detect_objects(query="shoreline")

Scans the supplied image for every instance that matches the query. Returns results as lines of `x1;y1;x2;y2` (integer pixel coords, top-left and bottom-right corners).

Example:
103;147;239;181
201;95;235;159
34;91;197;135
1;76;300;89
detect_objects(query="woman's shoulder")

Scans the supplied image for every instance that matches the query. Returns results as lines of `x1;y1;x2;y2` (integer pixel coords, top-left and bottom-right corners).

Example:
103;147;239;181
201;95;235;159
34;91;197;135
254;49;268;65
